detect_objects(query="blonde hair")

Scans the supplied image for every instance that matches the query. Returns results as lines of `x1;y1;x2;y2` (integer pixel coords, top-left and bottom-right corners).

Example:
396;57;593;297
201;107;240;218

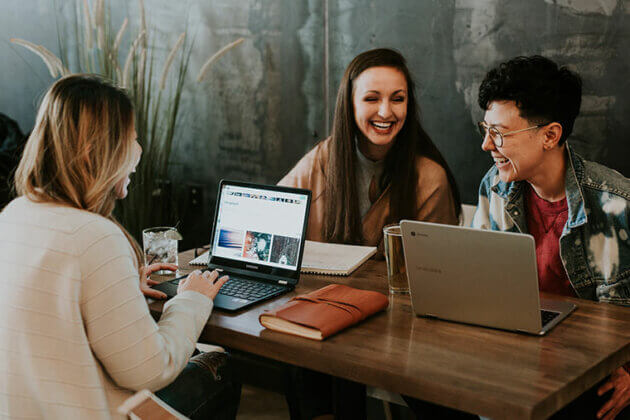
14;74;143;265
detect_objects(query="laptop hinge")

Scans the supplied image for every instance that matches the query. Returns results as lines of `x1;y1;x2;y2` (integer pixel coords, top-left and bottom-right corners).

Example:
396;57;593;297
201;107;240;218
278;280;288;285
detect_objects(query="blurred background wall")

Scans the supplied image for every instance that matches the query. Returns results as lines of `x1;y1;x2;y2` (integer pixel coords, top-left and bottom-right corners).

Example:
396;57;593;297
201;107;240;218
1;0;629;247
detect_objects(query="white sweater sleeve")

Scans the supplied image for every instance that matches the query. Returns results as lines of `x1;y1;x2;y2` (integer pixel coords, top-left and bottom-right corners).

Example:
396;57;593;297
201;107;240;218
78;220;213;391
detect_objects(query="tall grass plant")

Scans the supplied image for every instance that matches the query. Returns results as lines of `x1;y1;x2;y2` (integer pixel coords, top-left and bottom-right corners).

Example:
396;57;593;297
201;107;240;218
11;0;243;239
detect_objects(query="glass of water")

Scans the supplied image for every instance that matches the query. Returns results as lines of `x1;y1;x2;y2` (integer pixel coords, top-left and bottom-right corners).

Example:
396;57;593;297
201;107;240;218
142;227;181;274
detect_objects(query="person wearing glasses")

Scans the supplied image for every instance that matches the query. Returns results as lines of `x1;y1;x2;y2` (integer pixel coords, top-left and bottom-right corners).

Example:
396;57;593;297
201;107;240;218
473;55;630;420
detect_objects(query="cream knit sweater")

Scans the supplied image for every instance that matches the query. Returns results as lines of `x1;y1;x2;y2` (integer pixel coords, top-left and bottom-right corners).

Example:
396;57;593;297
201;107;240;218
0;197;213;419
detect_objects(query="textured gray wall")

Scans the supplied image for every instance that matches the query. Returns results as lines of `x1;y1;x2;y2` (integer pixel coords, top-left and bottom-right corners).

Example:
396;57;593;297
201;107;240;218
1;0;629;245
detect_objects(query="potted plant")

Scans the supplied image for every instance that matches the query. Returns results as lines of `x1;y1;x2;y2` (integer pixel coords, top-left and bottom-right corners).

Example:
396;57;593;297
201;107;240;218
11;0;243;239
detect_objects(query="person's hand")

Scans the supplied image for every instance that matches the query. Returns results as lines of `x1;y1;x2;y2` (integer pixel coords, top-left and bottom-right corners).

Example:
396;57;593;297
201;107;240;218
139;263;178;299
597;366;630;420
177;269;229;301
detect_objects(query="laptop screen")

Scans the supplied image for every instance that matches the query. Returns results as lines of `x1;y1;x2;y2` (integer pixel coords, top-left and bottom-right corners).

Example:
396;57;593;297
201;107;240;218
210;182;310;273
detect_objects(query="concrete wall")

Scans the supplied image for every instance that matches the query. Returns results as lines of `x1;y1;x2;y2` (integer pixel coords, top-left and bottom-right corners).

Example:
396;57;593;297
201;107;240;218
1;0;629;245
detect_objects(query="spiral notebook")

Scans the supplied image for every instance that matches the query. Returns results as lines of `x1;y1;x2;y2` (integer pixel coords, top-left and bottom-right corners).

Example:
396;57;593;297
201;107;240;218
189;240;376;276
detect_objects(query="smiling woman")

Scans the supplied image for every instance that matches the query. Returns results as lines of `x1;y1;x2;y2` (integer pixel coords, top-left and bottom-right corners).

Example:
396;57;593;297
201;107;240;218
277;48;464;420
279;48;461;249
352;66;408;158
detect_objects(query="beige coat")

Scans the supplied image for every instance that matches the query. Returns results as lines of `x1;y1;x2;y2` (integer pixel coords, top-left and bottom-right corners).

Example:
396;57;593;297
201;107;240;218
279;138;458;249
0;197;213;419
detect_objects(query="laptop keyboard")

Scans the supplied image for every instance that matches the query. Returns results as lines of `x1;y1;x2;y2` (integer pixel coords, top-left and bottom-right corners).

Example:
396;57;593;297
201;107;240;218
541;309;560;327
168;274;286;302
169;276;287;301
217;276;286;301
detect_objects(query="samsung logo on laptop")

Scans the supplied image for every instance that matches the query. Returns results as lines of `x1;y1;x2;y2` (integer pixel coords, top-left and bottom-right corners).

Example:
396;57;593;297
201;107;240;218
415;266;442;274
246;264;259;270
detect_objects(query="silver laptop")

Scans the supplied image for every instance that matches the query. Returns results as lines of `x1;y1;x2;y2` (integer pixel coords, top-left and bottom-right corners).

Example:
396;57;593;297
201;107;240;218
400;220;576;335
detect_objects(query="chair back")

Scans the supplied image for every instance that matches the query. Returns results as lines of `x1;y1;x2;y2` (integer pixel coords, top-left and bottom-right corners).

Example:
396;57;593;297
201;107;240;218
460;204;476;227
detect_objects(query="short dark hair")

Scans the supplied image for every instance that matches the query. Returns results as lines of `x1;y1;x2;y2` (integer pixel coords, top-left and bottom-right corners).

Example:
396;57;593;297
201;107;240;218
478;55;582;144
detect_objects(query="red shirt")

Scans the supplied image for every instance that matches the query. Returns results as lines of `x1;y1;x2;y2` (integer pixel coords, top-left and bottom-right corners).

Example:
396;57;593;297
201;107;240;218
525;184;576;297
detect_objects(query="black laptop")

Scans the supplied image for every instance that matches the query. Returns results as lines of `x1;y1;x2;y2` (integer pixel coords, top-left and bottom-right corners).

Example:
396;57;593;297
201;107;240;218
152;180;311;311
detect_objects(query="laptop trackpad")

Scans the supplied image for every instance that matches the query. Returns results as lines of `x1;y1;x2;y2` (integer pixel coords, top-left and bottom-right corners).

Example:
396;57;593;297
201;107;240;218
213;294;251;311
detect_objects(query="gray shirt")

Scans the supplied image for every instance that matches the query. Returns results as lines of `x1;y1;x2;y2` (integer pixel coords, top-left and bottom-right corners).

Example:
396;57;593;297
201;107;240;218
355;142;385;218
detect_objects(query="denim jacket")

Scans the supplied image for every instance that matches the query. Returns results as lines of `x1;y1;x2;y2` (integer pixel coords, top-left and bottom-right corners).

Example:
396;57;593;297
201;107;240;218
472;144;630;306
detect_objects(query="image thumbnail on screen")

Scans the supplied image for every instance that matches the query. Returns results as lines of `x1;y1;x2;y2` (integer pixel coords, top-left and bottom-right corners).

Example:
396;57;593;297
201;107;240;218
215;228;244;258
242;231;272;262
218;229;243;248
270;235;299;266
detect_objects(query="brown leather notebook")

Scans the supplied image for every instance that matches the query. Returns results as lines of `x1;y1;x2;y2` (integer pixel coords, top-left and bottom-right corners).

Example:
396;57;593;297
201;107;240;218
259;284;389;340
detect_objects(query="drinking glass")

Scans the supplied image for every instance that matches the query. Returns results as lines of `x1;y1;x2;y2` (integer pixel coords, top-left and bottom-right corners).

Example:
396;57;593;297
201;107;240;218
142;227;180;274
383;225;409;294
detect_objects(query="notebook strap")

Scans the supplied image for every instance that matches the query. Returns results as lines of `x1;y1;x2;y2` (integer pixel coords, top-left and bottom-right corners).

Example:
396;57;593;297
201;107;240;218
291;296;363;322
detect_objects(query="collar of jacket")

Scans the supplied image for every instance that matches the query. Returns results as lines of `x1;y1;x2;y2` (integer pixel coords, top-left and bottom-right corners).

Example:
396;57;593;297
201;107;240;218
490;143;588;230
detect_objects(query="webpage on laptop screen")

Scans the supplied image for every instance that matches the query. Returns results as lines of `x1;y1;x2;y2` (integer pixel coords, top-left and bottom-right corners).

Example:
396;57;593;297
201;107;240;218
212;185;309;271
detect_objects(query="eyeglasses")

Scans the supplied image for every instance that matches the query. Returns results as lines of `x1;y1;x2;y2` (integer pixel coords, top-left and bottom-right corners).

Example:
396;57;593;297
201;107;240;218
477;121;548;148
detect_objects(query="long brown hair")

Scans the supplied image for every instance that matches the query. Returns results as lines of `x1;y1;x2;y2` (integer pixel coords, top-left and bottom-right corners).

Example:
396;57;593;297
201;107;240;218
324;48;461;244
14;74;143;265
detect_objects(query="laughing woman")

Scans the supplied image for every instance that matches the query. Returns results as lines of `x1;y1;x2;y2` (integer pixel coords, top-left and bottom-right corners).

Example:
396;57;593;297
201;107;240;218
279;48;461;250
0;75;240;419
278;48;461;419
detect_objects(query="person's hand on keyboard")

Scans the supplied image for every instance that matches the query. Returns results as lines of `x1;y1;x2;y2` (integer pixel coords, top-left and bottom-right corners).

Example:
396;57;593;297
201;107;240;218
178;269;229;301
139;263;178;299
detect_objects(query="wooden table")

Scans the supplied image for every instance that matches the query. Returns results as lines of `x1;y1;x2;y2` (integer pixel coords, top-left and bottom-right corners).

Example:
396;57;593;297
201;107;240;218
149;249;630;420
